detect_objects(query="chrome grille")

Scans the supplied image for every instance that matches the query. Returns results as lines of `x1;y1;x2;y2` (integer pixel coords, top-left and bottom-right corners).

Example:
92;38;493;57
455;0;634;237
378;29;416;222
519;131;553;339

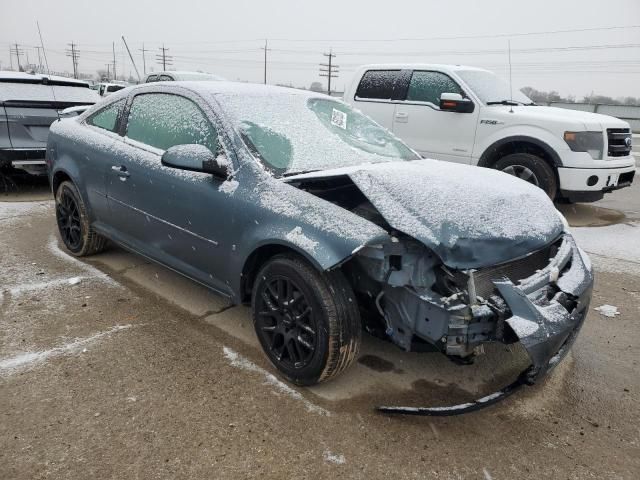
607;128;632;157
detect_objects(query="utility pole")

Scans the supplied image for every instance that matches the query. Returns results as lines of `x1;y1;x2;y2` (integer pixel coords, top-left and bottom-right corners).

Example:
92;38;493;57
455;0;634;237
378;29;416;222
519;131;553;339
35;46;43;73
8;47;13;70
112;41;117;81
11;43;25;71
105;63;111;81
156;44;172;71
139;42;149;75
319;49;339;96
260;39;271;84
65;42;80;79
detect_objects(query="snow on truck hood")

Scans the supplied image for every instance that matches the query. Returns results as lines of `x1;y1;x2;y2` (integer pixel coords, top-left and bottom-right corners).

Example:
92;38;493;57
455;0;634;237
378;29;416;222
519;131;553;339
489;105;629;130
288;159;564;269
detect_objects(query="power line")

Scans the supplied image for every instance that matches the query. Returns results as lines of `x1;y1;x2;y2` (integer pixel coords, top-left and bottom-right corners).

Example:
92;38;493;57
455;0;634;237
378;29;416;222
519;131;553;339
139;42;149;75
65;42;79;78
319;50;338;95
260;39;271;84
156;44;172;71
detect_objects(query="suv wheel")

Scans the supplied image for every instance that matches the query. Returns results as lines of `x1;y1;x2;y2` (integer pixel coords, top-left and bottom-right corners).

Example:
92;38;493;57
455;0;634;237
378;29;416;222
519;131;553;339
494;153;558;199
252;253;361;386
55;180;107;256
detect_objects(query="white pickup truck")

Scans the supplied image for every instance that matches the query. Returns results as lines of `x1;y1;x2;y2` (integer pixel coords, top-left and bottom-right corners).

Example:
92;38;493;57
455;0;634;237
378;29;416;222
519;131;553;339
344;64;635;202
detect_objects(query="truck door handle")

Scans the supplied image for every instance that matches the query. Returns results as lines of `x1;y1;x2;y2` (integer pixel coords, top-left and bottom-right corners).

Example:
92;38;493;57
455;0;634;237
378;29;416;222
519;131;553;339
395;112;409;123
111;165;130;179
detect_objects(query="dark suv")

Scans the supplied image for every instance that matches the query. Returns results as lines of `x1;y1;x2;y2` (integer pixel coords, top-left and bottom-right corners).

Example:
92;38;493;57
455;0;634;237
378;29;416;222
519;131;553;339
0;71;99;177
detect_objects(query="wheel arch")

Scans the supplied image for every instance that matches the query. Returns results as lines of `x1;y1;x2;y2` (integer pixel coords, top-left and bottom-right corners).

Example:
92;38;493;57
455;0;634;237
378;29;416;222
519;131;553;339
238;241;324;304
478;136;563;169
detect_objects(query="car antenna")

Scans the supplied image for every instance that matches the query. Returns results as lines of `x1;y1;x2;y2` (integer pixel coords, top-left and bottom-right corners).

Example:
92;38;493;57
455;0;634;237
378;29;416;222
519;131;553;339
508;39;514;114
37;20;61;122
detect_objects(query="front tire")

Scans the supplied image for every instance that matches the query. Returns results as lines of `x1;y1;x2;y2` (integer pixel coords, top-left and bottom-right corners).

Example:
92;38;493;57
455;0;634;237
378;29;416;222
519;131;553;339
55;180;107;256
494;153;558;199
252;253;361;386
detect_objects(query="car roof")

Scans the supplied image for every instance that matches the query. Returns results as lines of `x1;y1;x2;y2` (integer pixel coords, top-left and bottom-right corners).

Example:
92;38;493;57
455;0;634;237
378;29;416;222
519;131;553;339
355;63;491;73
0;70;90;86
133;80;331;100
147;71;225;80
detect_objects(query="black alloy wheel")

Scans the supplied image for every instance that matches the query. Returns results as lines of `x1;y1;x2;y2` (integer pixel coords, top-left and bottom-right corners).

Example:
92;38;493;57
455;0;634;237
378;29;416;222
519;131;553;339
255;276;317;370
56;186;83;251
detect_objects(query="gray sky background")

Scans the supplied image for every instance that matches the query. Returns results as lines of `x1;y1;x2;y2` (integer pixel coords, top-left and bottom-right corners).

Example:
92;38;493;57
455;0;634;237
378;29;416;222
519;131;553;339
1;0;639;99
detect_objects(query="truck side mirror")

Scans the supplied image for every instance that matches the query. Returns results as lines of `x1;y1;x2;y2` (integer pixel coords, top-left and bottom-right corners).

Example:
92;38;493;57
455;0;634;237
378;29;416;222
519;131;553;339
439;93;475;113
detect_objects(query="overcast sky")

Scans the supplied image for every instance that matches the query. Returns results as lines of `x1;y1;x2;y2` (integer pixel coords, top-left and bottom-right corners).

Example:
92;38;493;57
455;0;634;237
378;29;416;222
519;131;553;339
1;0;639;99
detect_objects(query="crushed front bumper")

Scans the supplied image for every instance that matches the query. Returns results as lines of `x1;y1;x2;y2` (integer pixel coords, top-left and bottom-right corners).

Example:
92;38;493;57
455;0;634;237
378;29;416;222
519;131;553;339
494;234;593;382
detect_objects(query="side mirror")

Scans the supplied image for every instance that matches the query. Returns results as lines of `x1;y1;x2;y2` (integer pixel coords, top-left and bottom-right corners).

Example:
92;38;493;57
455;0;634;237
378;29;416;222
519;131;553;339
439;93;475;113
161;144;230;179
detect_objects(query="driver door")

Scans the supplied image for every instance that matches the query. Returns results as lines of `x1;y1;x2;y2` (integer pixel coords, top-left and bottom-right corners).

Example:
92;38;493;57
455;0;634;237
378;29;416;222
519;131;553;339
106;91;236;293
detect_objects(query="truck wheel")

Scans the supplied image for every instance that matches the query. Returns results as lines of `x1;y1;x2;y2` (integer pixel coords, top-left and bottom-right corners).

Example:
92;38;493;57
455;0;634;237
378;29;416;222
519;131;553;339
494;153;558;199
252;253;361;386
55;180;107;256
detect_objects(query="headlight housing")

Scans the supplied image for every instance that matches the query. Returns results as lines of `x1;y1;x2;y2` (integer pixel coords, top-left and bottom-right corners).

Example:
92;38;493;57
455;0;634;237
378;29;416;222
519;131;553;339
564;131;604;160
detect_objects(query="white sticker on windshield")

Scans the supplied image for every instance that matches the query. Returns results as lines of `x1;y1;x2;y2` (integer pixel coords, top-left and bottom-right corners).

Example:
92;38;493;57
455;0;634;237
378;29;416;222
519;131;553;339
331;108;347;130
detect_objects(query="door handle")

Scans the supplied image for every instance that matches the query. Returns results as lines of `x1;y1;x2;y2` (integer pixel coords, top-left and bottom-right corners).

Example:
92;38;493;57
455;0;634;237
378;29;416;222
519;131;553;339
395;112;409;123
111;165;130;179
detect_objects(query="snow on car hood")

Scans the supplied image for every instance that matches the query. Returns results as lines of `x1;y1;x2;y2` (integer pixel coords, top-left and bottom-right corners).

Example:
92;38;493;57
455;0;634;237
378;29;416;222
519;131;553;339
288;159;564;269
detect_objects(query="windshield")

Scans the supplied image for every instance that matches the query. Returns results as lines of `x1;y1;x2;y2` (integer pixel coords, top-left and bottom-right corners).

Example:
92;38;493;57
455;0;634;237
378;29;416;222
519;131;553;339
456;70;533;105
0;82;99;103
218;93;419;177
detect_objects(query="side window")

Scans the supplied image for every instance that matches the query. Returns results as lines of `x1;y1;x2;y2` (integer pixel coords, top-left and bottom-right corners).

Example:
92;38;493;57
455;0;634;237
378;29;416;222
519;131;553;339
158;75;173;81
126;93;219;153
146;75;158;83
355;70;402;100
406;71;463;106
87;99;125;133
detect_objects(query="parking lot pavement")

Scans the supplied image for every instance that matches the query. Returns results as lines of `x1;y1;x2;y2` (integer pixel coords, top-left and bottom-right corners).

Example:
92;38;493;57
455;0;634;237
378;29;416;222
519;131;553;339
1;184;639;479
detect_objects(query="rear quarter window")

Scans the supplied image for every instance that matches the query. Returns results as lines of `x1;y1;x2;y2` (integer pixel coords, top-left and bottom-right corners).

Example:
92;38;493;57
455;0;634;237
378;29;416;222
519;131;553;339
86;99;126;133
355;70;403;100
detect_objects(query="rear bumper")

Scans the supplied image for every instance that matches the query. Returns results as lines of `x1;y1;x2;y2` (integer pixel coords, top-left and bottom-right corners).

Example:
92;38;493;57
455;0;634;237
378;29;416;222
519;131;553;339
557;164;635;202
0;148;47;174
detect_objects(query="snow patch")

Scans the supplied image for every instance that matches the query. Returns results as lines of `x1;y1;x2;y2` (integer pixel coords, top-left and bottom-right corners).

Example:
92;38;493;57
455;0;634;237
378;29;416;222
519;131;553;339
222;347;330;416
594;304;620;318
323;451;346;465
285;226;318;253
506;316;540;337
0;325;132;375
218;179;239;195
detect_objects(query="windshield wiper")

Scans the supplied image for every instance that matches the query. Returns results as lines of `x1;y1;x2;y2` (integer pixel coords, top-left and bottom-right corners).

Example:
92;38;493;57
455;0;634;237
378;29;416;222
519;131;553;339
281;169;323;178
486;100;524;106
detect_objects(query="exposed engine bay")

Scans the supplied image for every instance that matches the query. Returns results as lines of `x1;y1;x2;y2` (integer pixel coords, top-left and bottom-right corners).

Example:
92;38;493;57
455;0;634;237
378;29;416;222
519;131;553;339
288;173;593;385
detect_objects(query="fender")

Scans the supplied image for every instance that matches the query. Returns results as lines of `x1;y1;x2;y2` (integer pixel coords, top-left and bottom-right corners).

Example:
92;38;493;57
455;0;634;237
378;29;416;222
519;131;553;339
476;133;564;168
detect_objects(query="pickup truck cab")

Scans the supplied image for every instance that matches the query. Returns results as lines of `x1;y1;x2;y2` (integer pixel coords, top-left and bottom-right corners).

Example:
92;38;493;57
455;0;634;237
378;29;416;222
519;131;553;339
344;64;635;202
0;71;99;176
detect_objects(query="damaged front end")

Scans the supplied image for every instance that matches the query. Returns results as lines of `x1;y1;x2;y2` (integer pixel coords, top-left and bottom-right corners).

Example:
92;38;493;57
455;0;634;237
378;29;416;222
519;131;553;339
347;232;593;384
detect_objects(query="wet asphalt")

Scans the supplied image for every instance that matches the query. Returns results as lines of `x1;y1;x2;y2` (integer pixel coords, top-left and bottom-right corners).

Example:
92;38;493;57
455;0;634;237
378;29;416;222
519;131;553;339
1;177;639;479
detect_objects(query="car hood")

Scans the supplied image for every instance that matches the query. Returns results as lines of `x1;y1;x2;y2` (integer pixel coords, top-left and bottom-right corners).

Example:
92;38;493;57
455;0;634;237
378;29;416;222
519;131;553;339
489;105;630;130
286;159;564;269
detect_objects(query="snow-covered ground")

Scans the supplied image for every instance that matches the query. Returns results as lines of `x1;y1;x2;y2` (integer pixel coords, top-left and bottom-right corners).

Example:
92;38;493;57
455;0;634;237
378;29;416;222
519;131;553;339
572;222;640;274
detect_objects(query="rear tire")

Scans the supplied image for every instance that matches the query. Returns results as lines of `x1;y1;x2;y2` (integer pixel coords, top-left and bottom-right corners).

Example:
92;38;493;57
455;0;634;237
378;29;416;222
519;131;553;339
494;153;558;199
252;253;361;386
55;180;107;257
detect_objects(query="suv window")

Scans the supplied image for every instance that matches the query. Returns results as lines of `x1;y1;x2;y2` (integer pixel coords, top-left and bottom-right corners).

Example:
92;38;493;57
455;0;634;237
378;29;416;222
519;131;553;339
126;93;218;152
146;75;158;82
355;70;403;100
158;75;173;81
87;99;125;133
406;71;463;106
